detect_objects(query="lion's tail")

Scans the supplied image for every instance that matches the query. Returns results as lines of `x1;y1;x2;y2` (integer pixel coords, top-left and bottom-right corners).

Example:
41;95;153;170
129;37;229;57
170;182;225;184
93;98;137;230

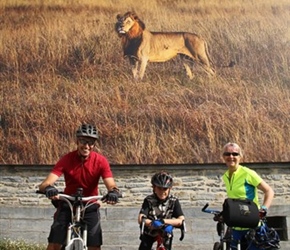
205;41;235;68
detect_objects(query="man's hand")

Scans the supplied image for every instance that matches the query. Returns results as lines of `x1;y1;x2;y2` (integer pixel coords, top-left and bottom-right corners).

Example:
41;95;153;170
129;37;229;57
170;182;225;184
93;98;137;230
102;188;120;204
44;185;58;198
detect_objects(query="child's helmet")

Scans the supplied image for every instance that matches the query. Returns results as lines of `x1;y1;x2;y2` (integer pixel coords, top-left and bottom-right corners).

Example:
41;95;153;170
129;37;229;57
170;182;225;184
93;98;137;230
76;124;99;139
151;171;173;188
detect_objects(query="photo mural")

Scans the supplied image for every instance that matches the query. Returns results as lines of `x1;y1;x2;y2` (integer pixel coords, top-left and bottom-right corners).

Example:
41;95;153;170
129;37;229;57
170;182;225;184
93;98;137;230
0;0;289;164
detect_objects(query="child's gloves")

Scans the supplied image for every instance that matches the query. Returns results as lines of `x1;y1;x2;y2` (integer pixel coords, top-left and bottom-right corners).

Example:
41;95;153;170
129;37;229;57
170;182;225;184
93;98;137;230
164;225;173;235
151;219;164;228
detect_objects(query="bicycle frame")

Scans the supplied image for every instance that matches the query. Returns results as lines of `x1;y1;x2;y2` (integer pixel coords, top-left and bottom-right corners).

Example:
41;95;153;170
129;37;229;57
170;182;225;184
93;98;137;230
155;232;174;250
37;188;103;250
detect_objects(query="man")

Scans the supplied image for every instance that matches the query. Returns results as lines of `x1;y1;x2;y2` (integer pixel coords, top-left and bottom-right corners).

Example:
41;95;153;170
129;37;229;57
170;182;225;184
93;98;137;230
39;124;120;250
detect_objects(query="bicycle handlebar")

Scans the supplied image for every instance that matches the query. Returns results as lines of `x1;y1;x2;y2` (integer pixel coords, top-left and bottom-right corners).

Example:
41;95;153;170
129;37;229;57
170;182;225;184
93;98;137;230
36;189;123;201
201;203;209;211
201;203;221;215
61;193;104;201
179;220;186;241
202;202;267;219
140;216;186;241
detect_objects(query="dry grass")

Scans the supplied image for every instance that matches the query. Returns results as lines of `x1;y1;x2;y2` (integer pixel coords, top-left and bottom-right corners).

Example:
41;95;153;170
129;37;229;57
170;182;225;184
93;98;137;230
0;0;289;164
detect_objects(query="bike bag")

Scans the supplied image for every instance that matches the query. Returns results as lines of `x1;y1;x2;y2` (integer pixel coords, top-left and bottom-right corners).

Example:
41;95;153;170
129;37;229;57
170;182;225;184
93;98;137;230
222;198;260;228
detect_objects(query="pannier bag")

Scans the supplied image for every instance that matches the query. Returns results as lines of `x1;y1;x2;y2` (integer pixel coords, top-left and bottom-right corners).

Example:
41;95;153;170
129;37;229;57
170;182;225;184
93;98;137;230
246;221;280;249
223;198;260;228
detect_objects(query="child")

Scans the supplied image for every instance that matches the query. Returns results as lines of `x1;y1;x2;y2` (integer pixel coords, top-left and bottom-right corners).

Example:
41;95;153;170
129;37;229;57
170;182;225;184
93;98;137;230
138;171;185;250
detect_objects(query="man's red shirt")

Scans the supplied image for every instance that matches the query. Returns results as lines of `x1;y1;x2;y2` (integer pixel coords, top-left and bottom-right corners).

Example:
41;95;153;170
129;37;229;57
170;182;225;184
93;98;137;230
51;150;113;196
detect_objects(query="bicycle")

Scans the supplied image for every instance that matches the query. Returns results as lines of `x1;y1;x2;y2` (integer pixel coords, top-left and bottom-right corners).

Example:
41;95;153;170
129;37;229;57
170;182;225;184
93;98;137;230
202;203;280;250
36;187;120;250
202;203;232;250
140;216;186;250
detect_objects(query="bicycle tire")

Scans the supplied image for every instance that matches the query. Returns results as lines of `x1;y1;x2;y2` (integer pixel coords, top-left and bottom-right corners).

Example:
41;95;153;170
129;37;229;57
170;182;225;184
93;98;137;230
213;242;221;250
65;238;84;250
73;239;84;250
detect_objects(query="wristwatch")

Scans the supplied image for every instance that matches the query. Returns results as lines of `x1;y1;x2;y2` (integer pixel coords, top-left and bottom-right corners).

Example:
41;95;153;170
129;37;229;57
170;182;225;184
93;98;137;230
261;205;268;211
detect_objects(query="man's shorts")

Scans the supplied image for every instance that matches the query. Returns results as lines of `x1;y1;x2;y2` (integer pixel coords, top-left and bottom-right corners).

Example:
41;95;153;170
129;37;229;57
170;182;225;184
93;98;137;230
48;202;102;247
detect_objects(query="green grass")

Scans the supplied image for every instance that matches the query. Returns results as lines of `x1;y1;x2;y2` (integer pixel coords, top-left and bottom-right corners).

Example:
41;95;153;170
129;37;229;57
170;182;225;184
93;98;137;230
0;239;45;250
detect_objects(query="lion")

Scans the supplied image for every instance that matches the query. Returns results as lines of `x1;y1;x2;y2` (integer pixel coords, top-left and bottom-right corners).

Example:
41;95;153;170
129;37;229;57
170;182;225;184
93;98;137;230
115;11;216;80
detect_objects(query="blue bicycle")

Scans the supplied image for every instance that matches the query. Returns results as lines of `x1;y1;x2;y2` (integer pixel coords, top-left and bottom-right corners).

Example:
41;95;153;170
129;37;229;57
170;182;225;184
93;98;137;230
202;203;280;250
202;203;232;250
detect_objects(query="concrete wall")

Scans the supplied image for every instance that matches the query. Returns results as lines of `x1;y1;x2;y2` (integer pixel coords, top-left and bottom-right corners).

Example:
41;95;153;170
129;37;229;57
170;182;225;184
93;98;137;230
0;163;290;249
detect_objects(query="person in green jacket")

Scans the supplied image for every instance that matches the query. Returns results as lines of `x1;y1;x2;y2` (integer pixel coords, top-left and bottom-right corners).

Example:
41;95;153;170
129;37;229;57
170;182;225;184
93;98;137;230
221;142;274;250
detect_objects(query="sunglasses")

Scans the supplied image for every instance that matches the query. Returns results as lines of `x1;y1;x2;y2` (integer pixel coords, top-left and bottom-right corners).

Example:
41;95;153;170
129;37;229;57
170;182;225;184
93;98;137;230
78;138;95;146
223;152;240;157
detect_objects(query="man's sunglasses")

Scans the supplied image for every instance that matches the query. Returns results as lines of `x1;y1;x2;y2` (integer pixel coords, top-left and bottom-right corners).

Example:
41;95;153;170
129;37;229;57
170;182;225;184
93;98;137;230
78;138;95;146
223;152;240;157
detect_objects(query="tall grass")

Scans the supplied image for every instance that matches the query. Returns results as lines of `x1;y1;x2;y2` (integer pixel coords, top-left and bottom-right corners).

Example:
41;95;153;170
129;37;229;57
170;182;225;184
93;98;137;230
0;0;289;164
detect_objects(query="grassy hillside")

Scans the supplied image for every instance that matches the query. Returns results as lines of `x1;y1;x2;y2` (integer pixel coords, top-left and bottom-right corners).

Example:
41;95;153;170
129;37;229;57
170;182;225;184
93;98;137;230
0;0;289;164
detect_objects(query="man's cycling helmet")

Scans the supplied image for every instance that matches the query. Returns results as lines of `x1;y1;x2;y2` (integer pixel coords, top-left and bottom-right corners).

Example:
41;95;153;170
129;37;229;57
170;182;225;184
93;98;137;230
76;124;99;139
151;171;173;188
246;222;280;249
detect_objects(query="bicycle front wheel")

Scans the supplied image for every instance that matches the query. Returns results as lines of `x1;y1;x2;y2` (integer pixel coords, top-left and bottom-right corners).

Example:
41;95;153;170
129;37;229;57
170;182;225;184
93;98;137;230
213;242;221;250
65;238;84;250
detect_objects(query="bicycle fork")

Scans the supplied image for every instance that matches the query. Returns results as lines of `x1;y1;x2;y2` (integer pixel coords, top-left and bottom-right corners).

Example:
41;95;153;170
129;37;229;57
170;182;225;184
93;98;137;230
66;205;88;250
230;240;241;250
65;224;87;250
155;238;166;250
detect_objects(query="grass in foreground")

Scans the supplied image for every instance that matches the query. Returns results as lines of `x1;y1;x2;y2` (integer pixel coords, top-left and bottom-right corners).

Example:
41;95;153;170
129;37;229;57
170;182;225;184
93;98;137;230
0;239;45;250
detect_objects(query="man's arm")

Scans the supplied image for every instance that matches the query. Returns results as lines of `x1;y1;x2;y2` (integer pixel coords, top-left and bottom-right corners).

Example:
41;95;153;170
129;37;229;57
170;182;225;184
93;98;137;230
39;172;59;192
103;177;118;191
